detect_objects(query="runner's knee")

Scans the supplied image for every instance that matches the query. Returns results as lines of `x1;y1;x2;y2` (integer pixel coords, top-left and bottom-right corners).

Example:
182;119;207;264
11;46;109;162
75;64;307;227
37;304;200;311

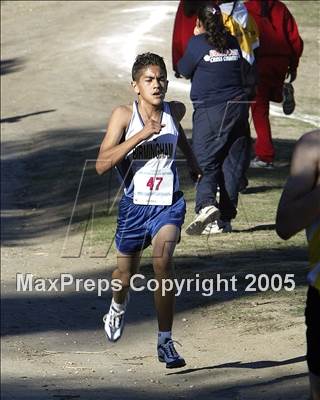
153;257;173;276
112;269;132;287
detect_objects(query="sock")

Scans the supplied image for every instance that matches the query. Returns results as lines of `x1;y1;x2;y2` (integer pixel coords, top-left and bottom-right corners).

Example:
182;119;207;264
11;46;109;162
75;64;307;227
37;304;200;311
111;298;126;312
158;331;172;345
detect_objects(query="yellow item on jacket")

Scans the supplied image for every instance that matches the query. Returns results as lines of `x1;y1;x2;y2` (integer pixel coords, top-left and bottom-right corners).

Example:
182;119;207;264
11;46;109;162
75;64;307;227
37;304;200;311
220;1;259;65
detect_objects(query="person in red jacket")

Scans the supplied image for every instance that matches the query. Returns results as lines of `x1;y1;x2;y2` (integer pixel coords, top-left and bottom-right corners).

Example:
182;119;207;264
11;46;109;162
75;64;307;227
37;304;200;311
245;0;304;168
172;0;209;74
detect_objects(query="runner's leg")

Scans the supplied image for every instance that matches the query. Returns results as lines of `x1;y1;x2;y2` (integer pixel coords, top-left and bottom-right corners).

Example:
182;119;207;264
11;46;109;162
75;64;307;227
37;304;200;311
103;251;141;342
112;251;141;304
151;224;179;331
151;224;186;368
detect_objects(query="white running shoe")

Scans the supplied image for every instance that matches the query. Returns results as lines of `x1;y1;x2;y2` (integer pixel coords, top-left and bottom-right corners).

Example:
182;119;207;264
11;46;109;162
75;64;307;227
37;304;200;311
157;338;186;369
185;205;220;235
201;219;232;234
103;294;129;342
250;157;274;169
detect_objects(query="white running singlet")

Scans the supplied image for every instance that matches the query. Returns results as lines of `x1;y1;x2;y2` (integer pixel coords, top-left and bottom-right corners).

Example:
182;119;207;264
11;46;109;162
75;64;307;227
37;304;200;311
116;101;180;205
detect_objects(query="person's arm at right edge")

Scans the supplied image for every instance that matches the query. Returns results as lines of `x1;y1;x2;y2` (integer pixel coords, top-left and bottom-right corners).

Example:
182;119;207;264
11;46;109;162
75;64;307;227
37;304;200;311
276;131;320;240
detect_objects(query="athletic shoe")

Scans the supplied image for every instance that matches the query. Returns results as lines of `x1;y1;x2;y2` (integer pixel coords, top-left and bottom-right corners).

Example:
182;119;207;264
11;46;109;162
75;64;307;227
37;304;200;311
157;338;186;369
201;219;232;235
103;294;129;342
250;157;274;169
185;205;220;235
282;83;295;115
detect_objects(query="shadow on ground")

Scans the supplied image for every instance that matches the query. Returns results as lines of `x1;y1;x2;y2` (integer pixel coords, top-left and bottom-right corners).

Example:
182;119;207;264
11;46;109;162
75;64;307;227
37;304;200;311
167;356;306;375
1;243;308;337
0;58;25;75
1;372;309;400
0;109;56;124
2;127;108;244
1;125;298;245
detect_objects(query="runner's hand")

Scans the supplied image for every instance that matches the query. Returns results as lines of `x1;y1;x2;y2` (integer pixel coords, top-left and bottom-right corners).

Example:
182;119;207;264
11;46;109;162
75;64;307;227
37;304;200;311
189;162;202;183
286;67;297;83
289;69;297;82
141;118;165;140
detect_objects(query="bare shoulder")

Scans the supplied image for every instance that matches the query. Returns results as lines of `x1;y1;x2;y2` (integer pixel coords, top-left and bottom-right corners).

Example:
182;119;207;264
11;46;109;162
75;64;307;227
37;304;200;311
100;104;133;147
296;130;319;150
298;129;320;145
168;101;186;122
110;104;132;126
293;130;320;165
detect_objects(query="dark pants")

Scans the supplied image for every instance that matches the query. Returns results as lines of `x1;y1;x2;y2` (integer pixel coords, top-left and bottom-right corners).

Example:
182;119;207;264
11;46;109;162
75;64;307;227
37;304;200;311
305;286;320;376
192;101;249;221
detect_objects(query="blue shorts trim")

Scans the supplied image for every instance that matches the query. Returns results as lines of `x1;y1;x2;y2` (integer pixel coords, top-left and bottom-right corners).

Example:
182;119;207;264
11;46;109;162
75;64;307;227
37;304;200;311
115;191;186;254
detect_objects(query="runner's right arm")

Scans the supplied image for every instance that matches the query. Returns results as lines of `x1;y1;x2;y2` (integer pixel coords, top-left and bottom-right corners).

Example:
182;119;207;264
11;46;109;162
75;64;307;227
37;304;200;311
96;106;164;175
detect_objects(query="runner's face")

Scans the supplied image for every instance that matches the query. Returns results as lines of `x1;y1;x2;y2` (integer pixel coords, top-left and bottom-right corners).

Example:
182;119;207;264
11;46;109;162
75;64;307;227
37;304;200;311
133;65;168;105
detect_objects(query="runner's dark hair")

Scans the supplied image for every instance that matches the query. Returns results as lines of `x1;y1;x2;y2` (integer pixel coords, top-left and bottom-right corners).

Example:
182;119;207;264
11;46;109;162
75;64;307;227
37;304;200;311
132;53;167;81
198;5;230;53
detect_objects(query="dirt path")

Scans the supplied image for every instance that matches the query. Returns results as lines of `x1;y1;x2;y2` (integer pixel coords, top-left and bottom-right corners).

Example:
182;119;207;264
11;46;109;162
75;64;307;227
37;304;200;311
1;1;318;399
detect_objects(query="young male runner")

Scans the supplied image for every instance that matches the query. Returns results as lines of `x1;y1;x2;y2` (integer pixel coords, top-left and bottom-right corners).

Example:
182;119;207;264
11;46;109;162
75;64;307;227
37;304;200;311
276;130;320;400
96;53;202;369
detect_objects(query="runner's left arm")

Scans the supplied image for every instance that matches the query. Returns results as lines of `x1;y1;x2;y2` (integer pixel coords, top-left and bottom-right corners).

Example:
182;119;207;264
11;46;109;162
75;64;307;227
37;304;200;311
177;124;202;182
170;101;202;182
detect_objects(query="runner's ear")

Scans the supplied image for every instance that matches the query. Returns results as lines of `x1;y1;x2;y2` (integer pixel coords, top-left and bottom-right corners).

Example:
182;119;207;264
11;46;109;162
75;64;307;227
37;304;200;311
131;80;140;95
164;79;169;93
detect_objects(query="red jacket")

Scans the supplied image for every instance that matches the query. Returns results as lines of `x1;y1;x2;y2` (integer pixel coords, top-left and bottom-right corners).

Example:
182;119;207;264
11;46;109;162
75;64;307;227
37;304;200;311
172;1;197;71
245;0;303;71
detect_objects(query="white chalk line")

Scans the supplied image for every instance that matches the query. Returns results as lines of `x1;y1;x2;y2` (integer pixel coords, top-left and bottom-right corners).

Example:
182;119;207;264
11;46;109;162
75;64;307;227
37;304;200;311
96;4;176;72
169;80;319;128
96;3;319;128
270;103;319;127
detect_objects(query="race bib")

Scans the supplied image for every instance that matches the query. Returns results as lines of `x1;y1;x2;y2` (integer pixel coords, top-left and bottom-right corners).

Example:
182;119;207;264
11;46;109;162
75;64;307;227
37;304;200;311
133;165;174;205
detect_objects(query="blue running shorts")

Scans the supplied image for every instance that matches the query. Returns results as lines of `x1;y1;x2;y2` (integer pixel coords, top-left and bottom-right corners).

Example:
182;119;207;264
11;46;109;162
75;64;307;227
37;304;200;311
115;191;186;254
